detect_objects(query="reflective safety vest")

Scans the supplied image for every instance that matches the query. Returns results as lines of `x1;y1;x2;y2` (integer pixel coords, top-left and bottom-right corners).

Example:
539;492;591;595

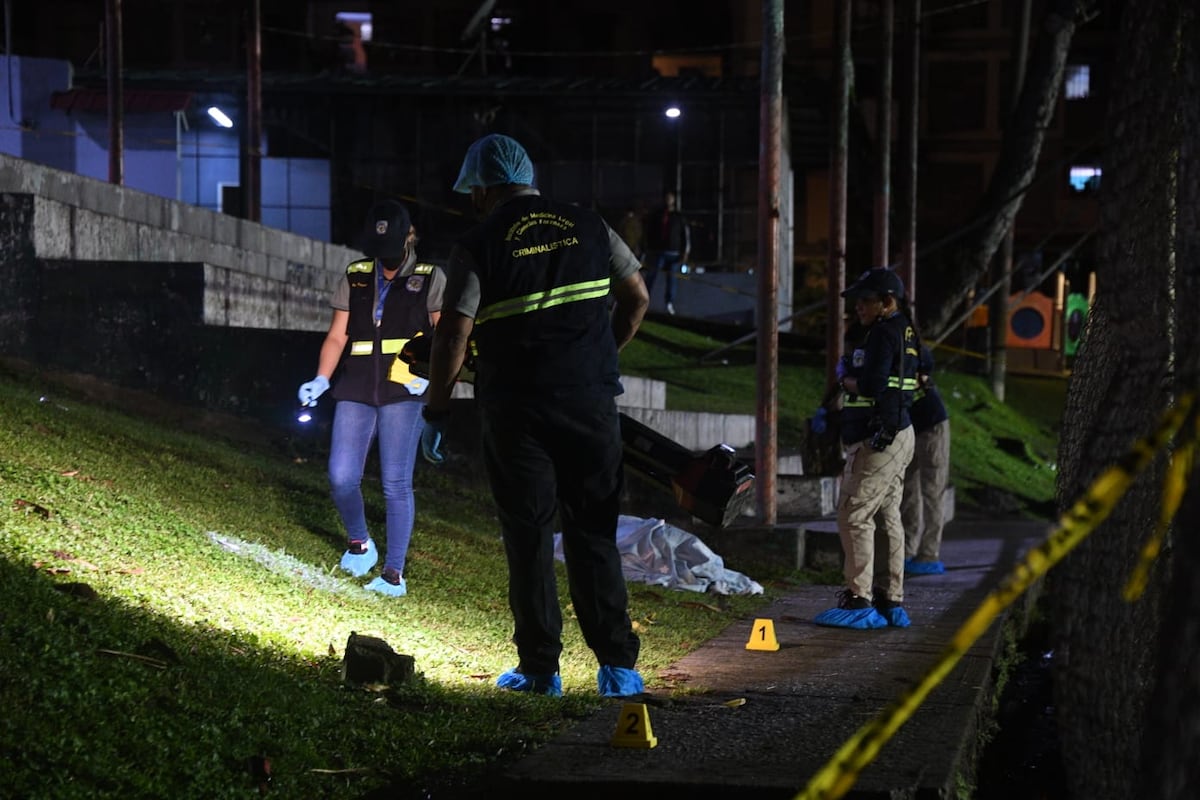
331;258;437;406
457;194;621;399
840;312;918;445
842;374;920;408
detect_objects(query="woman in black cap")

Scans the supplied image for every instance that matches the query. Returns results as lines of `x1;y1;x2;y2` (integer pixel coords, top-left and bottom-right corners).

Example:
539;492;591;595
297;200;445;596
815;267;918;629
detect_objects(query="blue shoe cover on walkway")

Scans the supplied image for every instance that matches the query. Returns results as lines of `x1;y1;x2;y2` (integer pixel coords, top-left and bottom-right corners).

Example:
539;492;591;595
339;539;378;577
364;573;407;597
883;606;911;627
597;665;644;698
905;559;945;575
814;606;889;629
496;669;562;697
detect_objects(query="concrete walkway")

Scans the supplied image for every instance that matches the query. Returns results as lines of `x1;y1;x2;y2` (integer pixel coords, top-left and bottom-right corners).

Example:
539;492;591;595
499;514;1049;799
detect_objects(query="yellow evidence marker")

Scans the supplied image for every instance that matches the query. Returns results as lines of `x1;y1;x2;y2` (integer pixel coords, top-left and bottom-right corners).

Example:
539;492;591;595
745;617;780;651
610;702;658;749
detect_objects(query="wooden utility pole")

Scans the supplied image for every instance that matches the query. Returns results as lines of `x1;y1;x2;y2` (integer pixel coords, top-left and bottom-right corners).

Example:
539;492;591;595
989;0;1032;400
897;0;921;306
242;0;262;222
755;0;784;525
873;0;894;271
828;0;852;388
105;0;123;185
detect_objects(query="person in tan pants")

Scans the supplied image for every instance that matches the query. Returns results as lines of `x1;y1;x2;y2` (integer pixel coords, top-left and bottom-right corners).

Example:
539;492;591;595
816;268;918;630
902;344;951;575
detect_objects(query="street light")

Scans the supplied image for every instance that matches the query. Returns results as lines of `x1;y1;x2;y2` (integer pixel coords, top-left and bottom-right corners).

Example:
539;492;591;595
206;106;233;128
664;105;682;208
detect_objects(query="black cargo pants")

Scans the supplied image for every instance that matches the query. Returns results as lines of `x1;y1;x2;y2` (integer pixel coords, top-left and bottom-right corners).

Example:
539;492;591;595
478;390;641;676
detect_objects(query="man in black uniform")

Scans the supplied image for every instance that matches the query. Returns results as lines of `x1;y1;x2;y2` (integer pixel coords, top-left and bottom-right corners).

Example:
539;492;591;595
815;268;918;629
422;134;650;697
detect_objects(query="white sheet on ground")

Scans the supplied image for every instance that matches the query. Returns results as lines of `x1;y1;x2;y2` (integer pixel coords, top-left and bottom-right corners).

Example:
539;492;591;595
553;515;763;596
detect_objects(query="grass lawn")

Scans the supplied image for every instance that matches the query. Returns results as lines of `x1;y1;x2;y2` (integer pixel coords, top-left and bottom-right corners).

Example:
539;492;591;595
0;324;1062;798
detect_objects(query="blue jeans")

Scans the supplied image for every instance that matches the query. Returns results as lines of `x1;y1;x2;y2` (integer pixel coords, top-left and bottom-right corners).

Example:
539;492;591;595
644;250;682;305
328;399;423;575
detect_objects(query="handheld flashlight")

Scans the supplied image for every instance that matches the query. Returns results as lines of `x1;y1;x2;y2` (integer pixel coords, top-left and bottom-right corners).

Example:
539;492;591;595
296;402;316;424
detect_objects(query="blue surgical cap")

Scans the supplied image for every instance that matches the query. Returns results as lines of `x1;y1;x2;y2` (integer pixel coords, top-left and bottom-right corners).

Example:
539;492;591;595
453;134;534;193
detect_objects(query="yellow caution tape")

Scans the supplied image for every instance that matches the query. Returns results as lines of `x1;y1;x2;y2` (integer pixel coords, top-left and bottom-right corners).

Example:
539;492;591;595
794;392;1197;800
1123;404;1199;600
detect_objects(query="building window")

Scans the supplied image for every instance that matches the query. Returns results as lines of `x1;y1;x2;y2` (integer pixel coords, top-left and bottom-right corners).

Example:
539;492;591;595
335;11;372;42
1065;64;1090;99
1069;166;1101;193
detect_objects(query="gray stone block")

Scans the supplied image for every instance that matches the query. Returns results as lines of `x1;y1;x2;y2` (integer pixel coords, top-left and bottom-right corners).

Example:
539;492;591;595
616;375;666;410
778;475;839;517
173;202;213;241
801;520;844;571
31;196;72;259
75;209;139;260
619;406;756;451
211;211;238;247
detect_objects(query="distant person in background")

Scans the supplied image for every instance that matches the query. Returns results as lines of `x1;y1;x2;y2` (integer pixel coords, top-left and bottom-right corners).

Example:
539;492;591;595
901;343;951;575
296;200;445;597
642;191;690;315
617;206;645;267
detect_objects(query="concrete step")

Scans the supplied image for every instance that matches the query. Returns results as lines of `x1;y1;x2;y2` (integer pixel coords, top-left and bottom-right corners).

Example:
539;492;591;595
448;374;667;410
618;405;755;451
706;485;958;574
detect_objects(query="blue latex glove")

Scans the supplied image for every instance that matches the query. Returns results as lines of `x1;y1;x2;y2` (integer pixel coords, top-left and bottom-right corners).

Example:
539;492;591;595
298;375;330;406
420;420;446;465
811;406;828;434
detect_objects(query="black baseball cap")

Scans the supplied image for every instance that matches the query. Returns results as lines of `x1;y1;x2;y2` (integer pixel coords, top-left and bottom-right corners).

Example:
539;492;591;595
842;268;905;300
361;200;412;260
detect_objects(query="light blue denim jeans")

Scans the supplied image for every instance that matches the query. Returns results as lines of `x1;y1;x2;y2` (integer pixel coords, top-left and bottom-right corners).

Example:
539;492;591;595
328;399;423;575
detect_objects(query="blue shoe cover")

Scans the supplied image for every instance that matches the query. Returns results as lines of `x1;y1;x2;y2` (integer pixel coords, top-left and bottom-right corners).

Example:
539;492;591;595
339;539;378;577
814;606;889;629
496;669;562;697
905;559;945;575
597;665;644;698
884;606;911;627
364;573;407;597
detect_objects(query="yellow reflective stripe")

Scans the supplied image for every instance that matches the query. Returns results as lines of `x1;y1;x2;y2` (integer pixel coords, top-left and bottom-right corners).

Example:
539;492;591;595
885;376;919;390
347;259;374;274
843;397;874;407
350;338;409;356
477;278;609;325
413;263;435;275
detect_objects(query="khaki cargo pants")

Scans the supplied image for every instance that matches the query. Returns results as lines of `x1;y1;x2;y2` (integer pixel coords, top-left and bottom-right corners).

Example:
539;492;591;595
837;426;915;603
901;419;951;562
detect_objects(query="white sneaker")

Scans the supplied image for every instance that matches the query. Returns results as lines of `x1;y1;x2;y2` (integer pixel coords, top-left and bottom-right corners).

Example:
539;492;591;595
666;302;676;315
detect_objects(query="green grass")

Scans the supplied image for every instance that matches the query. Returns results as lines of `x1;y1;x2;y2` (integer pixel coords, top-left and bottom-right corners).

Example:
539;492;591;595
621;321;1065;516
0;326;1062;798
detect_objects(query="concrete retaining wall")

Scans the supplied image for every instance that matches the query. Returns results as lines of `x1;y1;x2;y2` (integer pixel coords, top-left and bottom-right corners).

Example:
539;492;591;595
0;152;360;358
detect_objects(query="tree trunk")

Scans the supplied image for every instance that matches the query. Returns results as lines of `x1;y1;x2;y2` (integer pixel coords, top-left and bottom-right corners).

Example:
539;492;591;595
1139;2;1200;797
1050;2;1187;798
920;0;1083;340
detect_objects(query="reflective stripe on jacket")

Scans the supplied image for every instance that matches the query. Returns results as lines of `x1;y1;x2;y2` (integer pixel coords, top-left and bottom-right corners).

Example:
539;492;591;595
457;195;620;399
331;259;436;406
840;311;918;444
